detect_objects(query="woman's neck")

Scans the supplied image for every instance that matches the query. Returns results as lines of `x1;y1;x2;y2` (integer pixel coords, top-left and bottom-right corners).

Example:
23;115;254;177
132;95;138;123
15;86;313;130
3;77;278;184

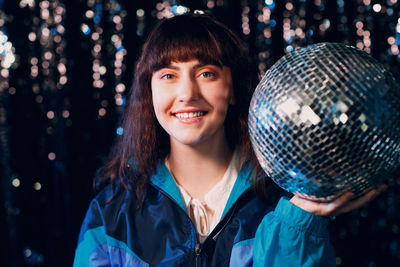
167;136;233;201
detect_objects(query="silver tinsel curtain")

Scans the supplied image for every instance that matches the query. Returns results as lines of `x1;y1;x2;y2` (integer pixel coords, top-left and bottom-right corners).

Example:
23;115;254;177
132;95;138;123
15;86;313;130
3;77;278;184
0;0;399;266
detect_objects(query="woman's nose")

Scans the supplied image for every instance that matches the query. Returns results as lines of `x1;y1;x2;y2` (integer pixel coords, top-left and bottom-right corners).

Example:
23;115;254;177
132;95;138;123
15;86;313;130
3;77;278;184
177;76;200;102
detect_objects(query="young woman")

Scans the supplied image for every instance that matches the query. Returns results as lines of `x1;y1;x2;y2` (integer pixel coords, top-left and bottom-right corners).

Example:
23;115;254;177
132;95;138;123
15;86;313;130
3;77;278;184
73;14;385;266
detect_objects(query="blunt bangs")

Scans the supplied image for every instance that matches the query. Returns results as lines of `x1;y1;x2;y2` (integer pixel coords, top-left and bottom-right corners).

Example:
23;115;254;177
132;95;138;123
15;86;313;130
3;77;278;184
143;15;240;72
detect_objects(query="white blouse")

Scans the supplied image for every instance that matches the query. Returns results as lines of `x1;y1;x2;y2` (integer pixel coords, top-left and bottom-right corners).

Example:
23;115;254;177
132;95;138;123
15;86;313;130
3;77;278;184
166;149;242;242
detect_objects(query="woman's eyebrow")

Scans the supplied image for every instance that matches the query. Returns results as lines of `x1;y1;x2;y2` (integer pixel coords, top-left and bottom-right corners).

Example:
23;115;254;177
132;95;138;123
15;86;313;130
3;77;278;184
160;65;180;70
192;63;222;70
159;63;222;70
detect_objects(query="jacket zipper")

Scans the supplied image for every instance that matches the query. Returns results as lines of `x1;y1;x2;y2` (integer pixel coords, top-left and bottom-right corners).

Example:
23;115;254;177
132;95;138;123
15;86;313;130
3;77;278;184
193;201;239;266
195;243;202;267
209;202;238;241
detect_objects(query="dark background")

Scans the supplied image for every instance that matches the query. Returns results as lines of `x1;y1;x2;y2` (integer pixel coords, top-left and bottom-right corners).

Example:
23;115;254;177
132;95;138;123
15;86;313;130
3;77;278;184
1;0;399;266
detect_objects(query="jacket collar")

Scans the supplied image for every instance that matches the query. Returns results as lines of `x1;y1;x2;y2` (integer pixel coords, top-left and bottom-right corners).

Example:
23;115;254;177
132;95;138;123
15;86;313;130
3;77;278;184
150;161;254;216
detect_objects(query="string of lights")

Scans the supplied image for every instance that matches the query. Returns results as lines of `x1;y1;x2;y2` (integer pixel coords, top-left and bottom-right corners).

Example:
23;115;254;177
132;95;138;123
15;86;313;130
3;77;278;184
81;0;108;119
386;0;399;56
255;0;276;75
355;0;371;53
109;0;127;111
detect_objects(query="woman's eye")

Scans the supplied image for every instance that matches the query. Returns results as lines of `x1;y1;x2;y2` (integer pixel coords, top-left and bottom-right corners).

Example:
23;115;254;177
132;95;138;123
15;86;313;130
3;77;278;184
161;73;175;80
200;72;216;78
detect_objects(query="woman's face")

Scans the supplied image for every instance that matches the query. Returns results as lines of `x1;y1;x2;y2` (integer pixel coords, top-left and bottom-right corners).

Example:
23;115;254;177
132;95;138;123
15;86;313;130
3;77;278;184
151;59;234;148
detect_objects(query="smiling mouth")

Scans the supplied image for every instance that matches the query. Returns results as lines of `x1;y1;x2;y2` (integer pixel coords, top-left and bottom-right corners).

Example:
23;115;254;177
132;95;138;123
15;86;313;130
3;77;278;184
173;111;206;119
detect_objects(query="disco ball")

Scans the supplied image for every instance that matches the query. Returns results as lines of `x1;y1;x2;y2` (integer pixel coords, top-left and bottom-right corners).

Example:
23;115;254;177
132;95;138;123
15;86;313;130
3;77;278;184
249;42;400;201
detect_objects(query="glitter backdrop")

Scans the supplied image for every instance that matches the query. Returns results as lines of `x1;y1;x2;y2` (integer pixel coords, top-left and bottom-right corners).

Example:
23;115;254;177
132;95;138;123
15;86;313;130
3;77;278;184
0;1;399;266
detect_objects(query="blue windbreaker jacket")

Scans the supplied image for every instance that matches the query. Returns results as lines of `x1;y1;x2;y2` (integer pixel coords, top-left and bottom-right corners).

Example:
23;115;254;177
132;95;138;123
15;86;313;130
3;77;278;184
73;162;335;266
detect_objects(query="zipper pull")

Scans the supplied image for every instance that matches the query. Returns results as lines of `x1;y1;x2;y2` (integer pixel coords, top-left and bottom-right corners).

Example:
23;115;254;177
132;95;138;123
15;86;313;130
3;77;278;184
195;243;202;255
195;243;202;267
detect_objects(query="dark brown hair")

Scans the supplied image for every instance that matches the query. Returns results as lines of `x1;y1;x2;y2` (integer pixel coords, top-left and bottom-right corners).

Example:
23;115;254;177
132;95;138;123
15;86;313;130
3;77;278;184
95;14;264;201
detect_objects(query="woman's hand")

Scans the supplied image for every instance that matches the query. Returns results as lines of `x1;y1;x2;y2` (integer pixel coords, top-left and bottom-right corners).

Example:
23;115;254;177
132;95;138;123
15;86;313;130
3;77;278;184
289;184;387;217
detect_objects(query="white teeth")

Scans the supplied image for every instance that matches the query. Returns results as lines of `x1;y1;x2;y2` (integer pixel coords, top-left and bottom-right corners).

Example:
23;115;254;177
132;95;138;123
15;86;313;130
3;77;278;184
175;112;205;118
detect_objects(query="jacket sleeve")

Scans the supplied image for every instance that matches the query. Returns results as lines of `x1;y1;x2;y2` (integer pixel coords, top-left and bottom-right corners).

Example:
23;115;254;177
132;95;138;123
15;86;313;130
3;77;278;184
73;199;111;267
253;197;336;267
